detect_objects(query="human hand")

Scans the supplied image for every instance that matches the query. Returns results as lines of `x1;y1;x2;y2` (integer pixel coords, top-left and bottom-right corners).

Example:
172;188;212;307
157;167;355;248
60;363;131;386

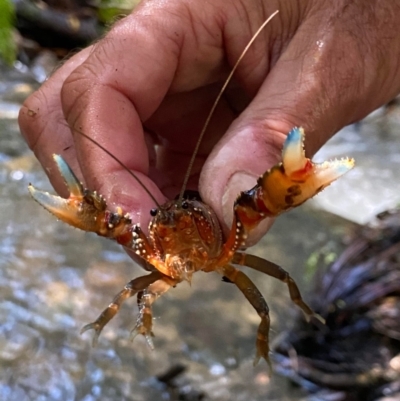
19;0;400;244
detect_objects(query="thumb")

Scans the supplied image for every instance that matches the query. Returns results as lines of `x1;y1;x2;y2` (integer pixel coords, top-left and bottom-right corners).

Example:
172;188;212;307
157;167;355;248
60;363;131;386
200;120;287;245
200;1;400;244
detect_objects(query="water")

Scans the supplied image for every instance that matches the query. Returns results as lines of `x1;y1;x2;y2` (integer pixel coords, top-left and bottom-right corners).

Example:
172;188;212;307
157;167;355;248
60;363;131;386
0;61;397;400
312;109;400;223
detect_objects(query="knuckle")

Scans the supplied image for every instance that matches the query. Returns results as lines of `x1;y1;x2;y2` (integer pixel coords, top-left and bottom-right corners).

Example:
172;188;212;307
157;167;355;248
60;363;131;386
60;47;114;125
61;66;93;125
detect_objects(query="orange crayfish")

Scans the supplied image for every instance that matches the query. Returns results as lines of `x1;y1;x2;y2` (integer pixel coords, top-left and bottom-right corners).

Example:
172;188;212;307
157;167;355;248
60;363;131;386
27;12;354;366
28;126;354;365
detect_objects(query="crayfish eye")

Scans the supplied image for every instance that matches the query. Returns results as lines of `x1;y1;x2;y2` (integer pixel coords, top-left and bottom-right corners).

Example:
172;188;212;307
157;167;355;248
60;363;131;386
150;208;158;216
181;201;189;209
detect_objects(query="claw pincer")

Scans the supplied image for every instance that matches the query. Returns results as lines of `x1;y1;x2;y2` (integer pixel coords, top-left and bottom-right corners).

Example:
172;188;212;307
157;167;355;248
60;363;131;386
28;128;354;366
28;154;132;241
234;127;354;232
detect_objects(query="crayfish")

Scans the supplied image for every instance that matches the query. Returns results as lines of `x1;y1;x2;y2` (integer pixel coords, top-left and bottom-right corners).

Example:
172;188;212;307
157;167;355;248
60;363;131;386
27;12;354;366
28;127;354;365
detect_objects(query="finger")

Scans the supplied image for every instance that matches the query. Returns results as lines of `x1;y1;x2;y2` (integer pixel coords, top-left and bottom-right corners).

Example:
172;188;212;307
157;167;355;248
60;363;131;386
201;1;400;243
19;48;93;196
146;83;238;197
59;1;226;228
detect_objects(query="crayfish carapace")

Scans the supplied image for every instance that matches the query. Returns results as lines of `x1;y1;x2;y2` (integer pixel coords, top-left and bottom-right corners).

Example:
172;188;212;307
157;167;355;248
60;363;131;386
28;126;354;365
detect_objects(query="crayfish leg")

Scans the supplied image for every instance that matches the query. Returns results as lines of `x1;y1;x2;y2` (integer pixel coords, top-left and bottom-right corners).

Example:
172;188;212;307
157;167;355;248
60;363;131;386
28;154;132;242
131;276;178;349
232;252;324;325
259;127;355;215
218;264;271;368
81;271;163;346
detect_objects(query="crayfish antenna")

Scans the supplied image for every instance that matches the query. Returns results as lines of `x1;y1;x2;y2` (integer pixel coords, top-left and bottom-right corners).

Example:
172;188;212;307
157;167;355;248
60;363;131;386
177;10;280;204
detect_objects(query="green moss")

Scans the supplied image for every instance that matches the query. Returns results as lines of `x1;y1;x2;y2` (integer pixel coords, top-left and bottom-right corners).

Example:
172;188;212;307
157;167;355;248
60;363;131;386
96;0;140;23
0;0;16;65
305;245;338;282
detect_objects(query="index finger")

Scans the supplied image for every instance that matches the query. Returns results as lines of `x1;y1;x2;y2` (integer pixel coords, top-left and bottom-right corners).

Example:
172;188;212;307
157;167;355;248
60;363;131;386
60;12;181;226
59;1;226;229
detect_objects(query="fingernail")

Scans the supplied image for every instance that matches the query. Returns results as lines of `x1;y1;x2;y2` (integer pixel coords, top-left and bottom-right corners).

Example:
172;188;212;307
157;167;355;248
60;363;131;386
222;172;274;246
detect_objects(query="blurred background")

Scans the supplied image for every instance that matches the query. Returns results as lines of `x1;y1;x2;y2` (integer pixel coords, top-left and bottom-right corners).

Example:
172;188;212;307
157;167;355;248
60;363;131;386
1;1;400;400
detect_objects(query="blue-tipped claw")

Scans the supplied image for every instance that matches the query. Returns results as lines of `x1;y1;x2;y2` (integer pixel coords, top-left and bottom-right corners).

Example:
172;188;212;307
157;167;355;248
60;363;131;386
282;126;355;188
28;154;85;226
258;127;355;216
282;127;306;175
53;154;84;197
28;154;111;233
28;182;83;227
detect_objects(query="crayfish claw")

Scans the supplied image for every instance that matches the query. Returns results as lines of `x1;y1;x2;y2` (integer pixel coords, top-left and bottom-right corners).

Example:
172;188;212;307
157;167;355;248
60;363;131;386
282;127;307;175
312;157;355;188
255;127;354;216
282;127;354;189
28;180;104;233
28;153;103;230
28;183;79;226
53;154;84;197
28;154;132;241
